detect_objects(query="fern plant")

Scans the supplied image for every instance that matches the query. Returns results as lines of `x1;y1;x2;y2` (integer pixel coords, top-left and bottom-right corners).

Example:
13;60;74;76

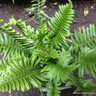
0;0;96;96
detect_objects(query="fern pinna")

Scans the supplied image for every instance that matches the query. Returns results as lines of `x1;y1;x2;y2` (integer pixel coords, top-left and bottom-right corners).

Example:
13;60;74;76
0;0;96;96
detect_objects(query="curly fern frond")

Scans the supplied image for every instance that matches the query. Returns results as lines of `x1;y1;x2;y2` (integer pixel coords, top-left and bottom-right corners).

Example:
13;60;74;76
0;54;46;93
48;0;74;47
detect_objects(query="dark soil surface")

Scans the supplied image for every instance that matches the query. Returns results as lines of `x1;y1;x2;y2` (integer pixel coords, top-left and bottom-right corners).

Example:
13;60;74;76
0;0;96;96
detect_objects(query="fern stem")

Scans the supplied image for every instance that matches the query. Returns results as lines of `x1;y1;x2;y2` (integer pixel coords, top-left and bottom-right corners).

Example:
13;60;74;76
67;36;96;47
40;10;51;19
15;9;37;24
42;47;46;61
80;37;96;46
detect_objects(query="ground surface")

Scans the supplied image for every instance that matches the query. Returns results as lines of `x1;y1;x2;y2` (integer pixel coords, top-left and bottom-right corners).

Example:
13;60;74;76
0;0;96;96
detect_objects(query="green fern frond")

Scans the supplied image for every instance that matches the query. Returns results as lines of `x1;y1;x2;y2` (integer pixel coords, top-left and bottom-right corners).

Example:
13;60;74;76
48;0;74;47
0;23;34;50
46;81;61;96
25;0;46;21
41;50;78;82
1;0;96;95
36;19;48;49
0;57;8;75
0;32;30;58
71;24;96;48
26;25;36;39
78;47;96;78
9;18;37;40
9;18;28;37
63;24;96;51
0;54;46;93
34;48;59;61
70;77;96;95
41;62;78;82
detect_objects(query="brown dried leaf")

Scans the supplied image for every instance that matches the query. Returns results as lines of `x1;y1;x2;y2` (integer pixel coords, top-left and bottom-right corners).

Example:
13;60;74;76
66;38;73;43
91;5;94;9
53;2;58;6
84;7;89;16
75;26;85;33
73;20;81;23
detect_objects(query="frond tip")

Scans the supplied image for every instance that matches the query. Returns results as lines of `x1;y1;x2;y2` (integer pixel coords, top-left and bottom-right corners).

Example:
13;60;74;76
48;0;74;47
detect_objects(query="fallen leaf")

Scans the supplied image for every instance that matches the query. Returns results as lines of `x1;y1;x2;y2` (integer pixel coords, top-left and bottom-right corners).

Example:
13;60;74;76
75;27;79;32
66;38;73;43
91;5;94;9
73;20;81;23
53;2;58;6
81;26;85;32
84;7;89;16
75;26;85;32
